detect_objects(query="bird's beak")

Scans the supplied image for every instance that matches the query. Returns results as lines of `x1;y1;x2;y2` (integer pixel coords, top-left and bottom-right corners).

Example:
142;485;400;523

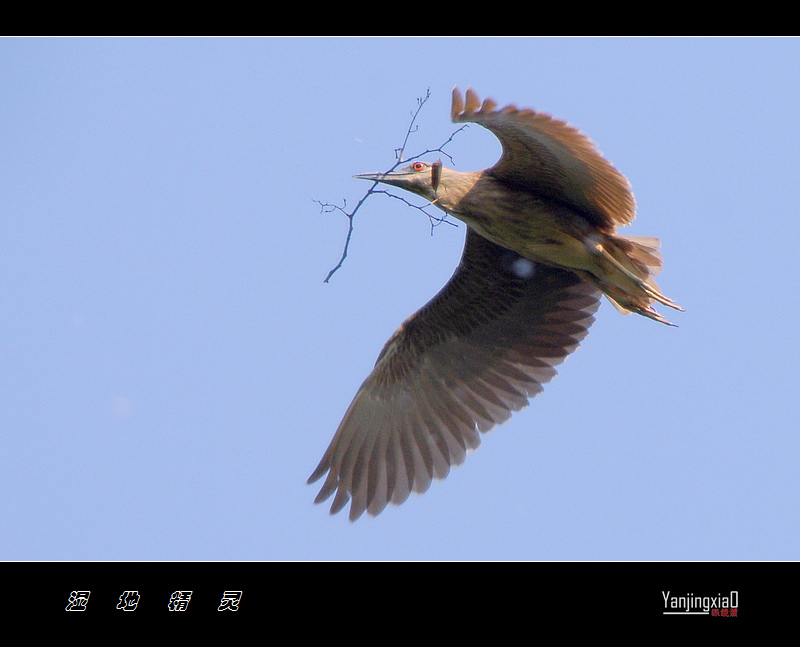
353;172;386;182
353;170;411;187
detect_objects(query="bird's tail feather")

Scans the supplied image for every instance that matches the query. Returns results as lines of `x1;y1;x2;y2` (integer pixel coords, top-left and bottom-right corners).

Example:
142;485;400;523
590;235;682;326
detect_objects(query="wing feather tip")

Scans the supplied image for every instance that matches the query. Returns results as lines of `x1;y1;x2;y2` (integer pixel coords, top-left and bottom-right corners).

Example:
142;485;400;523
451;86;464;121
307;463;327;485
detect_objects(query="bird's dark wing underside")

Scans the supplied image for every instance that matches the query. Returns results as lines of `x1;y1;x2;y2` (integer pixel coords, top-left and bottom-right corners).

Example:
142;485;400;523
451;87;636;230
308;228;601;520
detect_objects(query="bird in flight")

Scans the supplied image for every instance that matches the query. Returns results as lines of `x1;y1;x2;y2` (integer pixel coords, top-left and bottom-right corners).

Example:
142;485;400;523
309;88;681;520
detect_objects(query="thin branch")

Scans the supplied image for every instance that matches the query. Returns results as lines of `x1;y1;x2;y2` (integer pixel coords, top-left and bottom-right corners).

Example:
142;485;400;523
393;87;430;164
371;190;458;234
402;124;469;167
319;88;467;283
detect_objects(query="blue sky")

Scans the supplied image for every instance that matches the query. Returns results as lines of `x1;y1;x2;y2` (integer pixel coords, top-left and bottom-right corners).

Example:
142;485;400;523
2;37;798;560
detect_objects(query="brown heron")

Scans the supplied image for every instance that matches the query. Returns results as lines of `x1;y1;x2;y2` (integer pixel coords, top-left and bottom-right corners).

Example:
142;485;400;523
309;88;681;520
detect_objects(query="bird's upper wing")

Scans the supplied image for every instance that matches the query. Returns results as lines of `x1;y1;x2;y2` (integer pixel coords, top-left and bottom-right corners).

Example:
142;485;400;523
308;229;600;521
451;87;636;230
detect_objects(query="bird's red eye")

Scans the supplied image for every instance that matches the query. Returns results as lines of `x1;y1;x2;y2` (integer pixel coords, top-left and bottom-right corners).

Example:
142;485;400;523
412;162;426;171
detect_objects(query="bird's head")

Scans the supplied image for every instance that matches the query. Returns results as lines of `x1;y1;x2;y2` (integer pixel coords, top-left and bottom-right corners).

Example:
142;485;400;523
354;160;445;203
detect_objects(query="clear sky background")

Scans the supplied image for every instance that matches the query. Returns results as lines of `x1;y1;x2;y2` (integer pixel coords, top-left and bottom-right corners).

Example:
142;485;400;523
2;37;798;561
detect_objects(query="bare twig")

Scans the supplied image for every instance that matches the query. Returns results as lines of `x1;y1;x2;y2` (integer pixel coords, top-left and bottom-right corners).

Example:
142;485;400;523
371;189;457;230
319;88;468;283
394;88;430;165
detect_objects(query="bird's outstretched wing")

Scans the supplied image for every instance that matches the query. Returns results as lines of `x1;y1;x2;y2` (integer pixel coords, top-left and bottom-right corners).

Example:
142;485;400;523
451;87;636;230
308;229;600;520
